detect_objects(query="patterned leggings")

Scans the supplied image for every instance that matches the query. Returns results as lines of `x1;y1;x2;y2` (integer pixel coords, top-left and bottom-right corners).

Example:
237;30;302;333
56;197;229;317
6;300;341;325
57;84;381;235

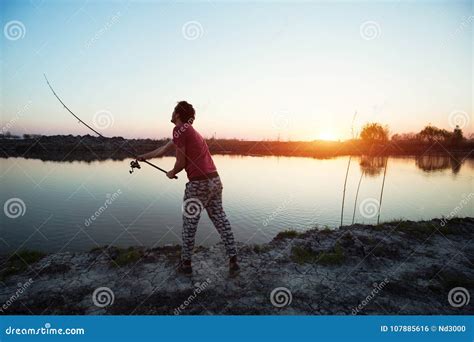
181;176;237;261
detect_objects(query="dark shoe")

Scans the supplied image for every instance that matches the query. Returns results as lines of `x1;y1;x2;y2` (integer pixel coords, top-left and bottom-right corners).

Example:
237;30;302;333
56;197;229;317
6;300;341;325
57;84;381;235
229;256;240;273
178;260;192;274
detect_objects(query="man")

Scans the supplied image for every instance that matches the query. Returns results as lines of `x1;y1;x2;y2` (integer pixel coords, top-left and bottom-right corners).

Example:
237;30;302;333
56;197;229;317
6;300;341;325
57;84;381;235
138;101;239;274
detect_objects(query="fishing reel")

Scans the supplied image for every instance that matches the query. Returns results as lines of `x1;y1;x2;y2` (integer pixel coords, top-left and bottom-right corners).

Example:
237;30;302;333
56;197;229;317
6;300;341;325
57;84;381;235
129;159;141;174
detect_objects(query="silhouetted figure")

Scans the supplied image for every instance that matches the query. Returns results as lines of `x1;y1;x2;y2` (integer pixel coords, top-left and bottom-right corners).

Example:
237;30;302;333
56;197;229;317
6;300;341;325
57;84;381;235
138;101;239;274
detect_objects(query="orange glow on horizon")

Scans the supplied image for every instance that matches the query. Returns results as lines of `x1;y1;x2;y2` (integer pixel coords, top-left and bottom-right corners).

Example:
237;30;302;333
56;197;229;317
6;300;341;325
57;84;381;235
316;131;339;141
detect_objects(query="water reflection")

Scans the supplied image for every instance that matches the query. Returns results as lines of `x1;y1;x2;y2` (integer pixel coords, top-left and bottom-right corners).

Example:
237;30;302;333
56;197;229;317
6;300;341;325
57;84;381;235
415;155;463;174
359;156;388;177
1;155;472;253
359;155;466;176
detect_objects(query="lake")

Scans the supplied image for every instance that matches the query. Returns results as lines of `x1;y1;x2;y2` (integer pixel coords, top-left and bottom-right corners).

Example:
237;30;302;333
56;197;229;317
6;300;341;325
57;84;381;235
1;155;472;253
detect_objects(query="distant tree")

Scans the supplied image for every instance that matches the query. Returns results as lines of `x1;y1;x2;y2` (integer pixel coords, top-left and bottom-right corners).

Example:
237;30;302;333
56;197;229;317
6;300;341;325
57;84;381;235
417;125;450;143
451;125;464;145
391;133;400;141
360;123;389;143
391;132;417;141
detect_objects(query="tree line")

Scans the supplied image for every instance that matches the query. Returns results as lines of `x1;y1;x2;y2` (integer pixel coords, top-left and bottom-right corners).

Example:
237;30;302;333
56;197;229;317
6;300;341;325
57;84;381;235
359;123;469;145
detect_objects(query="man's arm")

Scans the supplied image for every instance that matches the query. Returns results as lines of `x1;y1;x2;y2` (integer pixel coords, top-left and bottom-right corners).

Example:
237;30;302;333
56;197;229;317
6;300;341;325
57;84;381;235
167;146;186;179
138;140;174;160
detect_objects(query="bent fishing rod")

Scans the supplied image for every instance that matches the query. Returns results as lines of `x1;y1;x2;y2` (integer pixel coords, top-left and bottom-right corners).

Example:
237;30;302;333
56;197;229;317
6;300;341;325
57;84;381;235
43;74;177;179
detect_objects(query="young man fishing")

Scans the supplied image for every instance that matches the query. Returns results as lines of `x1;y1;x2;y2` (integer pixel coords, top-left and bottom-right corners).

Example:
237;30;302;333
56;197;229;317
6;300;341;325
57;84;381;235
138;101;239;274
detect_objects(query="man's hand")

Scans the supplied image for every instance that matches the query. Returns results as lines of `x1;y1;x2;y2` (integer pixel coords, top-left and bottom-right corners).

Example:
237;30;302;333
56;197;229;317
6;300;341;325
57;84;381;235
166;170;176;179
136;141;174;161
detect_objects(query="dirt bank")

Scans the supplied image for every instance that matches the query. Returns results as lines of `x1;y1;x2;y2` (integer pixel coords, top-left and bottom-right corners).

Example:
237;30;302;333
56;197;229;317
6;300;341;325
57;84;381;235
0;218;472;315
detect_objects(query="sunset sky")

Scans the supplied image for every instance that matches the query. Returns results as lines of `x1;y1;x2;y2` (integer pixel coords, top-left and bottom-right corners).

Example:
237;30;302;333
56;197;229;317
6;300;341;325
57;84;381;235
1;0;472;141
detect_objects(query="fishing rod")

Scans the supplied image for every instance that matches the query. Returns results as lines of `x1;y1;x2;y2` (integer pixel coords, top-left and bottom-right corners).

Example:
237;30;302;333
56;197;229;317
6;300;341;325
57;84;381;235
43;74;177;179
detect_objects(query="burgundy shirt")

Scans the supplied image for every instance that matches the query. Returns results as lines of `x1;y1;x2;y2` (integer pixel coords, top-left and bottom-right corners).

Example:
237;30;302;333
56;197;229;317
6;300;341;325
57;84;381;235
172;124;217;180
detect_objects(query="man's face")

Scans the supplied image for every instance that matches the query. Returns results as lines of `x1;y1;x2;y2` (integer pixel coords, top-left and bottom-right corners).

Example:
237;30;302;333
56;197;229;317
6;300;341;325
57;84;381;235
171;110;178;124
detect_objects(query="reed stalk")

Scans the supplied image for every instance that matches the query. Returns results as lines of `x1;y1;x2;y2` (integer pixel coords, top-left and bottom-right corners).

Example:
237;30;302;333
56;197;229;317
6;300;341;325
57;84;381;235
377;157;389;224
340;156;352;227
351;170;364;224
340;111;357;227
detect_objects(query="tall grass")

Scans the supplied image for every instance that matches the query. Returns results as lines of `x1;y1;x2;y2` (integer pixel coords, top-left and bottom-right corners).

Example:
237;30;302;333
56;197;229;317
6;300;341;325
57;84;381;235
340;156;352;227
351;170;364;224
377;157;389;224
340;111;357;227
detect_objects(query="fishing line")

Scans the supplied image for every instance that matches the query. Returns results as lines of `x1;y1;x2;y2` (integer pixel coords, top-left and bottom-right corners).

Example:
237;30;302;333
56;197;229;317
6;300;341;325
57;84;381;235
43;74;177;178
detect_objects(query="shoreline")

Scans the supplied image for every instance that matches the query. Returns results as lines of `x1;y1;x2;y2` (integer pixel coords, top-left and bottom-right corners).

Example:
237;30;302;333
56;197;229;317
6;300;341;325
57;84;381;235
0;218;472;315
1;135;473;162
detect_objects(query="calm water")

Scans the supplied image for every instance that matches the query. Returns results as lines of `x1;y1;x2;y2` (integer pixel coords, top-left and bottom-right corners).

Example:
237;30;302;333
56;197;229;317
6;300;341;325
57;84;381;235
1;155;472;253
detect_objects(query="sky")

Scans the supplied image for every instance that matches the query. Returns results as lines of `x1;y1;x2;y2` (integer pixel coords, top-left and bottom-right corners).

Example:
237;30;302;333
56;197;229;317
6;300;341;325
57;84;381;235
1;0;472;141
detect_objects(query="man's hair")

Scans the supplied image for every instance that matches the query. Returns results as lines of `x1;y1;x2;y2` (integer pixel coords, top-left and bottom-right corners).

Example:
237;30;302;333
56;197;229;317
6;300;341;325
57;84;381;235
174;101;195;124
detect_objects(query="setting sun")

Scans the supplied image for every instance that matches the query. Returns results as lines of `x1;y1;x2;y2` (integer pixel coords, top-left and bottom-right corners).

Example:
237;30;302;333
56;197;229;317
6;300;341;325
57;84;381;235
317;132;339;141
